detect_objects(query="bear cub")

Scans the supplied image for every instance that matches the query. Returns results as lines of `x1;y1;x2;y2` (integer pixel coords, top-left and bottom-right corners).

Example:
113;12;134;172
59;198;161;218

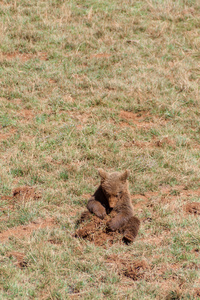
87;169;140;243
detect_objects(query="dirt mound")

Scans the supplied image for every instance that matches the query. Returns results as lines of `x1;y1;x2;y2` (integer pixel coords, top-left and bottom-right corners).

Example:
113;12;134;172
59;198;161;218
0;186;41;210
106;254;148;280
75;211;140;246
74;211;124;246
185;202;200;215
12;186;41;201
7;251;27;268
74;211;117;246
0;218;56;243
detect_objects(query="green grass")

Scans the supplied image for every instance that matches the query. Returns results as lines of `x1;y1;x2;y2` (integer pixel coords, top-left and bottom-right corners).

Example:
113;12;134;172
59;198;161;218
0;0;200;299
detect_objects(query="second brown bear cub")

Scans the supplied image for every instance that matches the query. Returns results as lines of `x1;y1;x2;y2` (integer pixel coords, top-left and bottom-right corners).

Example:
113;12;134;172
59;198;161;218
87;169;140;243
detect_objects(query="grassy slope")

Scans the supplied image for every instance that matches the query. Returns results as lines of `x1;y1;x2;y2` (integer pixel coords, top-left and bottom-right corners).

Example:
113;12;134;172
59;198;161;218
0;0;200;299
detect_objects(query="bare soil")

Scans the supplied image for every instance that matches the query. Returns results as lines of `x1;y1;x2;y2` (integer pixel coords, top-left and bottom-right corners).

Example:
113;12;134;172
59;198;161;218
74;211;124;246
0;129;16;141
0;218;56;243
120;110;166;128
18;109;35;121
132;186;200;203
0;186;41;210
12;186;41;201
0;51;48;62
133;137;176;149
185;202;200;215
90;53;111;59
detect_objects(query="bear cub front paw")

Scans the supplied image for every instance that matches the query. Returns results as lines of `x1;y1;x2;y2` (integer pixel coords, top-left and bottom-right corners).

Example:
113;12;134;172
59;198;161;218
106;219;117;232
95;207;106;220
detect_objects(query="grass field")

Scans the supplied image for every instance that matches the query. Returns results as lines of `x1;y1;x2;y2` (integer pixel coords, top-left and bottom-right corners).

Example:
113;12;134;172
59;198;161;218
0;0;200;299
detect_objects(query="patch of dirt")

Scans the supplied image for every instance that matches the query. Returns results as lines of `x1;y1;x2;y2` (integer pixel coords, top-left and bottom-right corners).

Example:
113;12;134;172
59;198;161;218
7;251;27;268
131;194;149;212
132;194;148;201
12;186;41;201
0;218;56;243
185;202;200;215
106;254;149;281
18;109;35;121
0;129;16;141
90;53;111;59
133;137;176;149
131;191;158;209
119;110;167;129
17;109;36;124
74;211;119;246
132;186;200;206
122;136;176;149
74;210;140;246
0;133;12;141
180;188;200;197
120;110;152;128
4;53;33;62
145;191;158;198
0;186;41;210
0;51;48;62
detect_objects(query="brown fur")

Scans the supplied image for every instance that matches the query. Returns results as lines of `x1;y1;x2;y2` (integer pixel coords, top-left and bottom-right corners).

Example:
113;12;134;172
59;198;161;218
87;169;140;242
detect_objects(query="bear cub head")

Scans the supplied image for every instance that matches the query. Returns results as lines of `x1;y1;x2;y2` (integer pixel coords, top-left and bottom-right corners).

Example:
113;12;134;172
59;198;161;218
98;168;130;208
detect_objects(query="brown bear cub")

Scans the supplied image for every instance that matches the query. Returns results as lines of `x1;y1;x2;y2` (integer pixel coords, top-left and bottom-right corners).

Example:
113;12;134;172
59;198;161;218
87;169;140;243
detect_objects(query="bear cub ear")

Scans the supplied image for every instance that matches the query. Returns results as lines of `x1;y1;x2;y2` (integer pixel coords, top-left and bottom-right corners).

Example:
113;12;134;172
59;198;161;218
98;168;108;181
120;170;130;182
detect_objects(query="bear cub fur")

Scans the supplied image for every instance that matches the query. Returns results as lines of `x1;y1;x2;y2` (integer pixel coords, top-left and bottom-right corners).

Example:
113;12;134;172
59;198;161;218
87;169;140;243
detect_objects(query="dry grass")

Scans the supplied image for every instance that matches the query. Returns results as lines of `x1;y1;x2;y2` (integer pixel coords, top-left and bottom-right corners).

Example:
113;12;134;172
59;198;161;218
0;0;200;299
